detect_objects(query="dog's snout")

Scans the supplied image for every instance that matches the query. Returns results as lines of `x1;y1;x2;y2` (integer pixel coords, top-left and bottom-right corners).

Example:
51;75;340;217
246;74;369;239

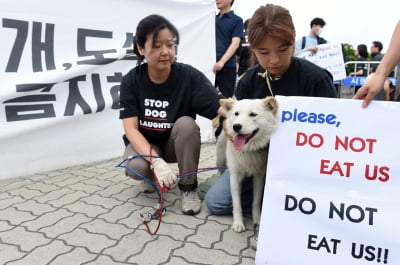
233;124;242;132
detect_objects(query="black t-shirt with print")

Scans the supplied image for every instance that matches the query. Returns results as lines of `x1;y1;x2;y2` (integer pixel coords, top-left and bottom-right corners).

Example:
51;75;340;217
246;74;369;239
236;57;337;100
119;62;221;144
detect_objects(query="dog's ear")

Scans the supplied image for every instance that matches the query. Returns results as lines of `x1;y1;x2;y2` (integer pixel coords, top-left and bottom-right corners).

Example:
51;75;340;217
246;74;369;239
263;96;278;115
219;98;235;111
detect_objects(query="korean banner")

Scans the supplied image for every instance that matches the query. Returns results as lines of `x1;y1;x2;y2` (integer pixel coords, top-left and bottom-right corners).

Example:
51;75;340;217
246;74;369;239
256;96;400;265
0;0;215;179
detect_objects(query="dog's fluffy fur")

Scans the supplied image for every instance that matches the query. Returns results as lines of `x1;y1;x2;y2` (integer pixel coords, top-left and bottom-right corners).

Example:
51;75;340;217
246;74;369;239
217;96;278;232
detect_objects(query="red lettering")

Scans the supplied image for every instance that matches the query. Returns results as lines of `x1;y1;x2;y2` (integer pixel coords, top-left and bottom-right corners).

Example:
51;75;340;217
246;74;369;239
296;132;324;148
320;160;354;177
335;136;377;153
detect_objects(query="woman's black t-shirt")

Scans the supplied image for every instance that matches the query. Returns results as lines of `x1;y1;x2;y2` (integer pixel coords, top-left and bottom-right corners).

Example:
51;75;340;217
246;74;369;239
119;62;221;144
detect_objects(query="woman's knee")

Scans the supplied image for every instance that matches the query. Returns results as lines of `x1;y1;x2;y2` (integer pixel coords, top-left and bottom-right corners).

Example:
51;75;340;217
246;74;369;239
204;172;233;215
123;144;151;180
204;190;232;215
172;116;200;139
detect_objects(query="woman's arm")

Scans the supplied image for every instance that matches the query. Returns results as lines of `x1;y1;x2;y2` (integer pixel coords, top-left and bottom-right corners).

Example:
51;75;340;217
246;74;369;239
353;20;400;107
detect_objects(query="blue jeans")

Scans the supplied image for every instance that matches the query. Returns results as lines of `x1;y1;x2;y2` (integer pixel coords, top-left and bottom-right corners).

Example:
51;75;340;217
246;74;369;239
204;169;254;215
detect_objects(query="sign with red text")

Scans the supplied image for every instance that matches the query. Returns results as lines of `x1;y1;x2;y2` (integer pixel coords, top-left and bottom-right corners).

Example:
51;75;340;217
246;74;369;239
297;43;346;81
256;96;400;265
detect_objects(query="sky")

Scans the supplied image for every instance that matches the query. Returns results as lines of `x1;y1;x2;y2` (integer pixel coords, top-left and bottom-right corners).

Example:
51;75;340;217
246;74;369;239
231;0;398;53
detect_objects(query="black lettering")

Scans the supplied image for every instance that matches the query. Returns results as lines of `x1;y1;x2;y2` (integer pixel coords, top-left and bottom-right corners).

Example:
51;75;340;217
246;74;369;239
76;28;117;65
3;18;28;72
32;21;55;72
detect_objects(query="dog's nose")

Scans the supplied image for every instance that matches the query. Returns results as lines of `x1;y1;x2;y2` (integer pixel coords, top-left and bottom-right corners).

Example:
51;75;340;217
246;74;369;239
233;124;242;133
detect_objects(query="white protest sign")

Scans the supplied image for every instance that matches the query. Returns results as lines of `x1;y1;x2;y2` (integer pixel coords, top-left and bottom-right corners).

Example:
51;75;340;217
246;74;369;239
297;43;347;81
256;96;400;265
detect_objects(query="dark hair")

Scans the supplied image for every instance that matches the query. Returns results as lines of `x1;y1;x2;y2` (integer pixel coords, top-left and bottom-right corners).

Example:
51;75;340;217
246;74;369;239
247;4;295;48
133;14;179;66
231;0;235;6
243;18;250;32
357;44;368;58
310;17;326;28
372;41;383;51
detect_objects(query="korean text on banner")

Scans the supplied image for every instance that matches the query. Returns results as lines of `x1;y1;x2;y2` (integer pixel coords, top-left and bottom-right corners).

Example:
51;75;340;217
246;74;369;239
256;96;400;265
0;0;215;179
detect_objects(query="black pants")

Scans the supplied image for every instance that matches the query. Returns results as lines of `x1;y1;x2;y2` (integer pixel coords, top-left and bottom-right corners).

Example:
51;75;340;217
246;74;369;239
123;116;200;191
215;66;236;98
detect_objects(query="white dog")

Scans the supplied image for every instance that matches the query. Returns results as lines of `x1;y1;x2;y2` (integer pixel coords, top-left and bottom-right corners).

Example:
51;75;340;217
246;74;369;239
217;96;278;232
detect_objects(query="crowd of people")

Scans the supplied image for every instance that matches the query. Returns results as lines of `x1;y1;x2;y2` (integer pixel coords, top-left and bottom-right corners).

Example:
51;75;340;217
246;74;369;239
118;0;399;252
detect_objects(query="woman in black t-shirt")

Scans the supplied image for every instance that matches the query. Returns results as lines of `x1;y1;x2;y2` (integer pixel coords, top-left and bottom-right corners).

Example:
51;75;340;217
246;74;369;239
119;14;225;216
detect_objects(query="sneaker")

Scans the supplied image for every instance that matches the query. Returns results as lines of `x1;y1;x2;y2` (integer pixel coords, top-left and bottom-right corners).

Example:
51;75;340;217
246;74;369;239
250;224;259;250
181;190;201;215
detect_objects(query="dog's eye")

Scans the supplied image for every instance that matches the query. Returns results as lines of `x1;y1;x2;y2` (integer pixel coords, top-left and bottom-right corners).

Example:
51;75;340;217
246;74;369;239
234;112;239;116
249;112;257;117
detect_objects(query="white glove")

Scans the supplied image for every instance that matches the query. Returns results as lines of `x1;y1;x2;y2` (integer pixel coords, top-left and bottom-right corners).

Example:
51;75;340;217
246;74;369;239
151;158;177;187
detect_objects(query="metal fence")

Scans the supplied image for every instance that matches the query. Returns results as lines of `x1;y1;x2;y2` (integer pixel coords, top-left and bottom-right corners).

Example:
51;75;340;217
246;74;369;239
337;61;399;99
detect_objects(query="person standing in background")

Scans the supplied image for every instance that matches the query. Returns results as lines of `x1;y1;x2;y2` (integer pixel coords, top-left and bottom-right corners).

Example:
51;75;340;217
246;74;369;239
236;19;251;77
370;41;384;73
214;0;243;97
349;44;369;77
353;20;400;106
349;44;369;93
294;17;327;56
369;41;385;100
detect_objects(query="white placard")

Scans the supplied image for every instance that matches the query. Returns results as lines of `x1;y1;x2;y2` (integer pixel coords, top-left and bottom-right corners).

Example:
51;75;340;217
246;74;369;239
297;43;347;81
256;96;400;265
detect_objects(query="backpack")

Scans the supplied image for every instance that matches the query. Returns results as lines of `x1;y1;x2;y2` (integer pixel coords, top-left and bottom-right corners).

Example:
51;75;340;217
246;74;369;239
301;36;327;49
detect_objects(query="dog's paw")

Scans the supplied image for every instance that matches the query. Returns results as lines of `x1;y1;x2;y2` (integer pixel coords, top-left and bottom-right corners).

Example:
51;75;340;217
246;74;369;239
232;222;246;232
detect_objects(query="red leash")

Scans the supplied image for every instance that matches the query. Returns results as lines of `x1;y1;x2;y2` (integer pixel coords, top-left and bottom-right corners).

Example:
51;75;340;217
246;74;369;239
137;147;225;235
140;147;170;235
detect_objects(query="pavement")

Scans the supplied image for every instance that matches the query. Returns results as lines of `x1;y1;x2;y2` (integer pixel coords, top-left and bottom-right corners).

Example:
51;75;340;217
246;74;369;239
0;142;257;265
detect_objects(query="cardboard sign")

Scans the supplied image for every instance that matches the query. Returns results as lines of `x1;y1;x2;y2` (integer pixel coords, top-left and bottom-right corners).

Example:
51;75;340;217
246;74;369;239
256;96;400;265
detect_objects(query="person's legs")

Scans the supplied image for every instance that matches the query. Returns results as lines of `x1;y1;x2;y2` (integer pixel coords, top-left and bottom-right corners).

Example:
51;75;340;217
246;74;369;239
163;116;201;190
122;144;161;193
163;116;202;215
204;169;254;215
123;144;153;180
215;67;236;98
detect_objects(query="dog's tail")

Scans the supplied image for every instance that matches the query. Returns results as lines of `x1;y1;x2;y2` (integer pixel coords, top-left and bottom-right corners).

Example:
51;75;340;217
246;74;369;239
214;116;225;138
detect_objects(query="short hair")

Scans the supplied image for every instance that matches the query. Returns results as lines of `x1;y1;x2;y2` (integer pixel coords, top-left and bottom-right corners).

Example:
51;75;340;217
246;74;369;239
244;19;250;30
310;17;326;28
247;4;295;48
231;0;234;6
372;41;383;51
133;14;179;66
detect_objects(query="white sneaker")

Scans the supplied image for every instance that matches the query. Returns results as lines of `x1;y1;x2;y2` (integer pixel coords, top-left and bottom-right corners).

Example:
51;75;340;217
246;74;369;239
181;191;201;215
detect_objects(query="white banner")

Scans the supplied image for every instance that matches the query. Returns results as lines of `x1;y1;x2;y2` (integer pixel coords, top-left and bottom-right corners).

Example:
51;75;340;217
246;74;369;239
0;0;216;179
297;43;347;82
256;96;400;264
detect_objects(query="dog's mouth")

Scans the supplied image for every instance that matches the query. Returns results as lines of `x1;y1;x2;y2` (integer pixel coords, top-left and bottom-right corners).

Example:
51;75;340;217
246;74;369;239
233;129;259;150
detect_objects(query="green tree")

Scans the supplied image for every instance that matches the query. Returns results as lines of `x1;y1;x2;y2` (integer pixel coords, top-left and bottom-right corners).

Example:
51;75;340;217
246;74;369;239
342;43;355;74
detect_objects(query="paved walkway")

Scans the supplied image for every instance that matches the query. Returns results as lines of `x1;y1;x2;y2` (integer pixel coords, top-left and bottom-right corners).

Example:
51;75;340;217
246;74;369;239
0;143;256;265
